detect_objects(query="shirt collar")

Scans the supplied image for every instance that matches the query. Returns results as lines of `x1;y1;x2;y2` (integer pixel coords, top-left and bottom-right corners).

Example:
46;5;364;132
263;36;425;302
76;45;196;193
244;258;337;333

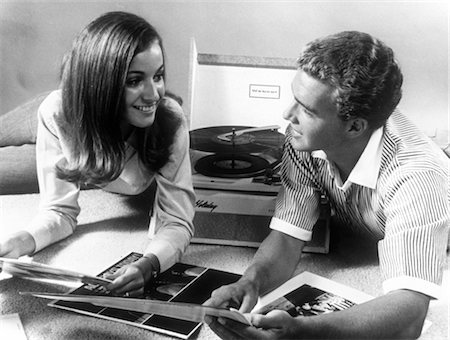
311;126;384;190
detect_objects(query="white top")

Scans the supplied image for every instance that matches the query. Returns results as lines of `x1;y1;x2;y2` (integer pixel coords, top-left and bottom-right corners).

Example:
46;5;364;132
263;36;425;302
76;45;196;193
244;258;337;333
271;110;449;299
25;90;195;272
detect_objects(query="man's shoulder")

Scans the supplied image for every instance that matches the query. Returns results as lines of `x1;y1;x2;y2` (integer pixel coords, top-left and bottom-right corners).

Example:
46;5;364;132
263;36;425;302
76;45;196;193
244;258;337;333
384;111;447;164
379;112;449;189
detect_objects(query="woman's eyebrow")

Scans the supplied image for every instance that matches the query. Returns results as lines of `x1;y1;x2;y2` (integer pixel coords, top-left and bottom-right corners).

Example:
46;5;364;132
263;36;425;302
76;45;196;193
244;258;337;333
156;65;165;73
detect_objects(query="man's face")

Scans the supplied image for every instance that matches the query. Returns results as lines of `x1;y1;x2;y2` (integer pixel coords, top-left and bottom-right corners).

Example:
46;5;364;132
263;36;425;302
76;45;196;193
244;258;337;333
283;70;348;153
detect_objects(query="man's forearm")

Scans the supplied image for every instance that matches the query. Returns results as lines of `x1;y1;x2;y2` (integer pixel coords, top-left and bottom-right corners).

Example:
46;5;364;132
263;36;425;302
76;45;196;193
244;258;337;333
292;289;430;339
242;230;306;296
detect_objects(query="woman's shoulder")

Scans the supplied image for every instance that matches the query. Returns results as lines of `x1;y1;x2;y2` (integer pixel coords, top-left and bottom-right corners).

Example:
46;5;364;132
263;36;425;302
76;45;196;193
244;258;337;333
39;90;62;118
160;95;189;131
38;90;63;135
160;95;184;117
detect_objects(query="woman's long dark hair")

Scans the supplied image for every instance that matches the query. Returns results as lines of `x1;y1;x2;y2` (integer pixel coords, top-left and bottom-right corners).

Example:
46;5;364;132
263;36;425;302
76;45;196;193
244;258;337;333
56;11;180;184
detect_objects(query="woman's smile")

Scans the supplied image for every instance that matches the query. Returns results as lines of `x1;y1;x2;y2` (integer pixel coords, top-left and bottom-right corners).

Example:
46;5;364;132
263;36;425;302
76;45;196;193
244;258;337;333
133;102;158;114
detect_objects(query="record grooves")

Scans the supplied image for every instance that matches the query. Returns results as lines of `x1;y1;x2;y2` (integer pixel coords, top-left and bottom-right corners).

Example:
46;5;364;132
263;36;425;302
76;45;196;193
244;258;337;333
194;153;270;178
190;125;284;154
190;125;284;179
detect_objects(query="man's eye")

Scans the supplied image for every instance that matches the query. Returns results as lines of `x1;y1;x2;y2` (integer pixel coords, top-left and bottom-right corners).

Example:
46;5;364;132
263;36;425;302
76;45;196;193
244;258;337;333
301;107;313;116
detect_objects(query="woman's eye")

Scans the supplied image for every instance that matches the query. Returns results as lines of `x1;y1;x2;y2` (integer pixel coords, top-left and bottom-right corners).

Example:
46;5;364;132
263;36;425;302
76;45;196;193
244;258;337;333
154;73;164;82
126;78;141;87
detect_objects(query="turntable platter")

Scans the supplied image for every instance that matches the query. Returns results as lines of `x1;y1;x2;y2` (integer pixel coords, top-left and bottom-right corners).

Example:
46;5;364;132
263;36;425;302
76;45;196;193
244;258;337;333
190;125;284;154
194;153;270;178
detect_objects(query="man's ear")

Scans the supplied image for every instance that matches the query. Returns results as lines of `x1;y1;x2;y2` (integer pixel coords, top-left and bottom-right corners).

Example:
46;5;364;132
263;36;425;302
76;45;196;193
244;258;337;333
346;118;369;137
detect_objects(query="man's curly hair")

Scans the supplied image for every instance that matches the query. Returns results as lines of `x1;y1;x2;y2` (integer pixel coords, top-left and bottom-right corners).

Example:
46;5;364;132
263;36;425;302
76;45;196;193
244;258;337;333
297;31;403;129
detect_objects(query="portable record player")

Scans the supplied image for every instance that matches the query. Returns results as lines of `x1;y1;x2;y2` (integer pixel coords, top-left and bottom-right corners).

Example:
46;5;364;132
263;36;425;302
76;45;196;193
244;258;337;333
186;39;297;198
186;40;329;253
190;125;284;195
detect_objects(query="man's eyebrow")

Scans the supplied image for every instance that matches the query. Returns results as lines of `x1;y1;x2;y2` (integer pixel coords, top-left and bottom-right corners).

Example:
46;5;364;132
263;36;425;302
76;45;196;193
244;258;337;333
291;83;317;114
293;95;317;114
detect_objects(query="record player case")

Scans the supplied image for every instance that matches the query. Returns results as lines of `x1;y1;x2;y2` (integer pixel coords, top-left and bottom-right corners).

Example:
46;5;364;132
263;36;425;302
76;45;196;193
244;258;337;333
186;40;329;253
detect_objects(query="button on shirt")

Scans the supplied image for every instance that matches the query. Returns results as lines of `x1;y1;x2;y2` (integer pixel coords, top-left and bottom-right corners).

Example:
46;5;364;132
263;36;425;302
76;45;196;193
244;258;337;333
25;91;195;272
270;110;449;298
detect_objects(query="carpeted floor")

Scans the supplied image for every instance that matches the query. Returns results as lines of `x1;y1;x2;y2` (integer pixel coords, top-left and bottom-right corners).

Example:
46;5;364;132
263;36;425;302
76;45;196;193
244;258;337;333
1;188;448;339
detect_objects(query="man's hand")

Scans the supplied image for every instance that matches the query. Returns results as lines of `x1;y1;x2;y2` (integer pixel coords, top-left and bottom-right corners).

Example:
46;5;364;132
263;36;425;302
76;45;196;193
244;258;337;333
0;231;36;258
206;310;299;340
206;289;430;339
203;277;259;313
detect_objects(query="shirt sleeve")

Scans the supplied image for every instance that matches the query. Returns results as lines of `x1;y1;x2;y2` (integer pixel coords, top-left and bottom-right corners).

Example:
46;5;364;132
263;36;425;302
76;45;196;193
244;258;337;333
379;168;449;299
24;91;80;252
145;101;195;272
270;130;321;241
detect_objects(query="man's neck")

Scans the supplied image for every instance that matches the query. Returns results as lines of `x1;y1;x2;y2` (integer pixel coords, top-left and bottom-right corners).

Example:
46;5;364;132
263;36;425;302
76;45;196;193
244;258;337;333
325;132;372;183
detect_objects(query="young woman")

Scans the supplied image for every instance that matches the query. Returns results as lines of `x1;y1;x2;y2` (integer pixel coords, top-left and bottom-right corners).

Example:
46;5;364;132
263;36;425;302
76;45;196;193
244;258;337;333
0;11;195;297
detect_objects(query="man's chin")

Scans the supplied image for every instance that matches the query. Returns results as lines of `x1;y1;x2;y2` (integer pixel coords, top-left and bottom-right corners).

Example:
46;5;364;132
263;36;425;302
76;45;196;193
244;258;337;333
289;139;309;151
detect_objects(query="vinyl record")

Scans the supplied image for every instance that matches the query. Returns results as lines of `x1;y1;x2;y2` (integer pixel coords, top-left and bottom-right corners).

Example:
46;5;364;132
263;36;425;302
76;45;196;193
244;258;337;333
190;126;284;154
194;153;270;178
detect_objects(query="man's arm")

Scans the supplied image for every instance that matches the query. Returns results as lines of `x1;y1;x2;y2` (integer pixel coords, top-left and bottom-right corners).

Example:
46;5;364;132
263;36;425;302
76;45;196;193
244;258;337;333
288;289;430;339
208;288;430;340
243;229;305;299
206;229;431;340
204;230;305;313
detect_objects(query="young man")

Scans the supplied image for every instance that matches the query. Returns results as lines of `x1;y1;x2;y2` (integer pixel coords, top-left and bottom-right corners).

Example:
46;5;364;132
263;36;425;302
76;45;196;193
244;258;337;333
204;31;449;339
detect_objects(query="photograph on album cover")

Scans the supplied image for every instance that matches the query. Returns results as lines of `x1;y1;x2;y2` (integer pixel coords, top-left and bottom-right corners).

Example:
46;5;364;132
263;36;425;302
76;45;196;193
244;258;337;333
48;253;371;339
49;252;241;339
255;283;356;317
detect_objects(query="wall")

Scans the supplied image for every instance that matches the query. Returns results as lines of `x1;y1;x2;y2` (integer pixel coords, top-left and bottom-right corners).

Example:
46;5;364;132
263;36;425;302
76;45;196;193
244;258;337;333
0;0;448;133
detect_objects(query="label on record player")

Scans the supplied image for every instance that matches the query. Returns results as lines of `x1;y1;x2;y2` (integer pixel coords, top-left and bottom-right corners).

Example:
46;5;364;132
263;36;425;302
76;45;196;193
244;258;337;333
249;84;281;99
194;189;277;216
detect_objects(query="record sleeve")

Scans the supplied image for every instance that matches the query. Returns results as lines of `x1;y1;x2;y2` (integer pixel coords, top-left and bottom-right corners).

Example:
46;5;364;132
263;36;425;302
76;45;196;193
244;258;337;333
0;257;111;286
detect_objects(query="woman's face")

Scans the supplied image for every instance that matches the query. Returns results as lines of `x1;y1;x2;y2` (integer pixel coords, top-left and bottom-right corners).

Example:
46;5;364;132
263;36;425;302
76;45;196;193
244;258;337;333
123;41;165;128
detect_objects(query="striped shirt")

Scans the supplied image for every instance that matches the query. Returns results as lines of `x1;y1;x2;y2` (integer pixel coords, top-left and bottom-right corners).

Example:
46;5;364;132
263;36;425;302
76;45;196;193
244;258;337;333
270;110;449;298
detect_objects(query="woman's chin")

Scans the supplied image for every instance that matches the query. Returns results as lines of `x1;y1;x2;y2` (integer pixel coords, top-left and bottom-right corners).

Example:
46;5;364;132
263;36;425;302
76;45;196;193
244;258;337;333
131;116;156;128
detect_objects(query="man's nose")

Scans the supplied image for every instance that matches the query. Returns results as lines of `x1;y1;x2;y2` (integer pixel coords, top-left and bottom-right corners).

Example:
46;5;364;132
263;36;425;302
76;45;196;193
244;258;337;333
283;101;296;121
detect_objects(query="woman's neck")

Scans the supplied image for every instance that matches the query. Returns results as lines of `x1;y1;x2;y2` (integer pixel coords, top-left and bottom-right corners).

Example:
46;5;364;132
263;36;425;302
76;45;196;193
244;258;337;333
120;122;134;141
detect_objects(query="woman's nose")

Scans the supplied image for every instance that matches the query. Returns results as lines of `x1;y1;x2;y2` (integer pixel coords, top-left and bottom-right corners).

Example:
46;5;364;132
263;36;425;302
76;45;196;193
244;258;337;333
142;81;160;101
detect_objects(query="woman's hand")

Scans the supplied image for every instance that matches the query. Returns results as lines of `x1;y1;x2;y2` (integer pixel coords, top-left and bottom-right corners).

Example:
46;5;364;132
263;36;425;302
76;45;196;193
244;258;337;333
105;263;146;297
0;231;36;258
104;255;159;297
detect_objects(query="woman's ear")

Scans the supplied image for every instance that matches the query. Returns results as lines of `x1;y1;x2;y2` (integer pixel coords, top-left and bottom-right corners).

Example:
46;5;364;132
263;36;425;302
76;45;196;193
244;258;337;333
346;118;369;137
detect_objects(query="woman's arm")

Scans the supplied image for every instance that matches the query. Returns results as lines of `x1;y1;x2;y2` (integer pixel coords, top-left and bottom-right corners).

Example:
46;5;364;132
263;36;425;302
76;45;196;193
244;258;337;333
145;99;195;273
24;91;81;253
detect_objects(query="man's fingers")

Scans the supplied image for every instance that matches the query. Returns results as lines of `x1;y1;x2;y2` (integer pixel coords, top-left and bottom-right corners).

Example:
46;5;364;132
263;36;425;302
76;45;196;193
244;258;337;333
207;317;246;340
